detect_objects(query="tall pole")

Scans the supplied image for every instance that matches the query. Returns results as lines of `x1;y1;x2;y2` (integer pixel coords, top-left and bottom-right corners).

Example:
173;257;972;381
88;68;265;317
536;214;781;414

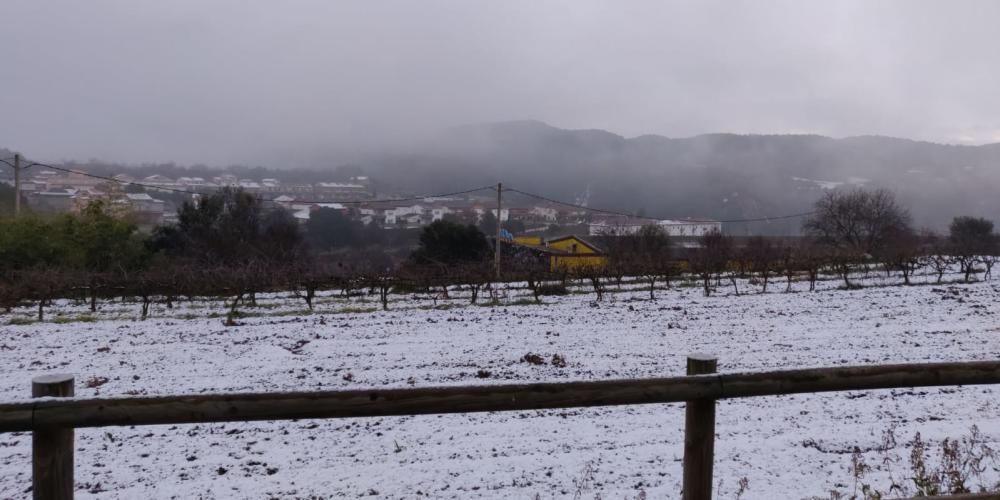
495;182;502;279
13;153;21;216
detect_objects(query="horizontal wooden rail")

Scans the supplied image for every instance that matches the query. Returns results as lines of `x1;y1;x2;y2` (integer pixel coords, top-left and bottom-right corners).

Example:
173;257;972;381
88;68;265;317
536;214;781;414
898;494;1000;500
2;359;999;433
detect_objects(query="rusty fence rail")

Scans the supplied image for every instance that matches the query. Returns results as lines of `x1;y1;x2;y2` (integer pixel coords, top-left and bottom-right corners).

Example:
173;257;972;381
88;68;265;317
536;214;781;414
3;358;1000;499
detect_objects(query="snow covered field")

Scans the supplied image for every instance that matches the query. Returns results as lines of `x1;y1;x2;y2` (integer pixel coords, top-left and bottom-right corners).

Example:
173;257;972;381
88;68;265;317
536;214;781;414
2;272;1000;499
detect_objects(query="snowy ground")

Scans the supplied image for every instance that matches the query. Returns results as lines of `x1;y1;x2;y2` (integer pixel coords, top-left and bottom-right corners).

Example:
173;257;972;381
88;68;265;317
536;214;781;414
2;271;1000;499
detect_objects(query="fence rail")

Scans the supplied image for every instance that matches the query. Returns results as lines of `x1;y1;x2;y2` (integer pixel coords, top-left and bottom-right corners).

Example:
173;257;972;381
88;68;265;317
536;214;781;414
3;358;1000;499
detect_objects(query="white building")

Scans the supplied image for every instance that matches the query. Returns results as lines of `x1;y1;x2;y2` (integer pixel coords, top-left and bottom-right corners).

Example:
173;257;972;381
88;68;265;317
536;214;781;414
384;205;424;226
430;206;454;222
656;219;721;237
588;217;721;237
125;193;165;214
529;206;559;222
358;208;377;225
474;207;509;223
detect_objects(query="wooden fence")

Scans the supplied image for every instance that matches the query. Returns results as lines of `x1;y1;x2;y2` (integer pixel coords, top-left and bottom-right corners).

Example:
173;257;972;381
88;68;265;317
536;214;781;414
3;358;1000;500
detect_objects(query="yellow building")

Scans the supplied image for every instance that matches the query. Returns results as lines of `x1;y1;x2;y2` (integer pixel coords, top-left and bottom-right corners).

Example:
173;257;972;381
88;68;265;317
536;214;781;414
513;235;544;246
512;235;608;273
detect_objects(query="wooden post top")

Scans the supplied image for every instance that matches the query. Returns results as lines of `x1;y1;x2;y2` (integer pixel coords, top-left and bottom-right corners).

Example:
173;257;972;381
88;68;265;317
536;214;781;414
687;355;718;375
687;354;717;362
32;375;75;398
32;374;75;386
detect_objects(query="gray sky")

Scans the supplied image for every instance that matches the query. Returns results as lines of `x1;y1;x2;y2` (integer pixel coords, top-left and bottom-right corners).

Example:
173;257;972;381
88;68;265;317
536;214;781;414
2;0;1000;165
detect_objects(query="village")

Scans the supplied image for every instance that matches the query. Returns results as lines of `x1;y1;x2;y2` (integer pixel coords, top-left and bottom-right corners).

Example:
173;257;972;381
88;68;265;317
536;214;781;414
1;166;721;256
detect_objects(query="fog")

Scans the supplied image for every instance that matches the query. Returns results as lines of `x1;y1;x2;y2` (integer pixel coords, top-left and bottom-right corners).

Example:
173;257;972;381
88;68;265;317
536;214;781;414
2;1;1000;165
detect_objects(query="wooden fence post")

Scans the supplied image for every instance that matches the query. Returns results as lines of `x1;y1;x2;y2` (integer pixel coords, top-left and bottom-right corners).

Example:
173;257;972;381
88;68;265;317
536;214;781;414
32;374;75;500
682;355;717;500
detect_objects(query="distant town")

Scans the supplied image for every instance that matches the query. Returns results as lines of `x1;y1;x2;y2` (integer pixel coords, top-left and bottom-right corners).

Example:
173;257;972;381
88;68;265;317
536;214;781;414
2;166;721;238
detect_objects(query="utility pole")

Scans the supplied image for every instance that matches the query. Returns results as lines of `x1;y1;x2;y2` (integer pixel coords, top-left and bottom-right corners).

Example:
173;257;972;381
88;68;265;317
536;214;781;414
495;182;502;279
13;153;21;216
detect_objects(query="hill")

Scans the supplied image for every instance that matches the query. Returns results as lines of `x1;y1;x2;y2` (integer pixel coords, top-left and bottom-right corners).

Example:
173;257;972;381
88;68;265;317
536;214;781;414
358;122;1000;234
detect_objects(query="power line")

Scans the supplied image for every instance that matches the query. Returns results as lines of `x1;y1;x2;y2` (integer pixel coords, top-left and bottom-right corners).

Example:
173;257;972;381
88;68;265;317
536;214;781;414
504;187;815;225
1;158;814;223
505;187;655;220
3;159;496;205
19;161;232;196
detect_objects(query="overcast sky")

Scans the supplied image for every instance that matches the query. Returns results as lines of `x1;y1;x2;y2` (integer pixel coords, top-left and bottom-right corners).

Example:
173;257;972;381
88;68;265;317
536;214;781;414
2;0;1000;165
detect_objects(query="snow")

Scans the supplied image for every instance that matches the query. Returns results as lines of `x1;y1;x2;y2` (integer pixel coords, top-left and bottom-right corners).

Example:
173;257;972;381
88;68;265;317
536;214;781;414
2;271;1000;498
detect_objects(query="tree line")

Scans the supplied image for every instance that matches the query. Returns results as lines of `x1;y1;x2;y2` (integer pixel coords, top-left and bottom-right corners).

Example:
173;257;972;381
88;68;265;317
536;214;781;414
682;188;999;297
0;186;997;322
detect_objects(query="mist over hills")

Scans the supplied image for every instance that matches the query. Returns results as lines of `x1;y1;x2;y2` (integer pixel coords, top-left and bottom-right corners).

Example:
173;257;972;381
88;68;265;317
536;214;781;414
360;121;1000;234
6;121;1000;235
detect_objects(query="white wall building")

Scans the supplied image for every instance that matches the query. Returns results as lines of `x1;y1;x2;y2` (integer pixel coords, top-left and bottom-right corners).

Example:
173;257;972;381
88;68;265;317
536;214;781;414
125;193;165;214
589;218;721;237
384;205;424;226
529;206;559;222
656;219;721;237
474;207;509;223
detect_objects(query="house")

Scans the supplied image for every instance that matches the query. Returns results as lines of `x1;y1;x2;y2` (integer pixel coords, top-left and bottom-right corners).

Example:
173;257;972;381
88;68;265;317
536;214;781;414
292;206;311;224
510;234;608;273
46;171;105;190
126;193;165;214
16;180;43;194
546;235;607;271
141;174;174;187
112;174;135;184
528;206;559;222
271;195;296;208
513;235;544;246
313;181;369;201
29;189;77;212
429;206;454;222
238;180;262;192
214;174;239;186
657;218;721;237
588;215;721;238
314;203;348;213
473;207;509;223
358;208;377;225
174;177;216;192
125;193;166;228
384;204;424;226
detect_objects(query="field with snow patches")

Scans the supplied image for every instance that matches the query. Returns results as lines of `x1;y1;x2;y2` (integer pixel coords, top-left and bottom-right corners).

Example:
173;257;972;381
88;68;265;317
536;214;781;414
2;271;1000;499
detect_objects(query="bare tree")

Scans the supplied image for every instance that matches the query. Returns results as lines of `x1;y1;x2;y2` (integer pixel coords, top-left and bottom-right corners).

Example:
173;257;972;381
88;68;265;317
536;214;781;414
804;188;912;254
927;253;953;284
775;243;798;293
635;225;672;300
21;268;74;321
689;231;732;297
880;228;924;285
797;239;826;292
948;216;998;282
804;188;911;287
450;259;493;304
745;236;778;293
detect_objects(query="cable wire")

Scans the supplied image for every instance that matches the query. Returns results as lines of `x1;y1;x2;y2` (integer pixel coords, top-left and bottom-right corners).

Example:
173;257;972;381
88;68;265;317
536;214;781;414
3;158;814;223
505;187;815;224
